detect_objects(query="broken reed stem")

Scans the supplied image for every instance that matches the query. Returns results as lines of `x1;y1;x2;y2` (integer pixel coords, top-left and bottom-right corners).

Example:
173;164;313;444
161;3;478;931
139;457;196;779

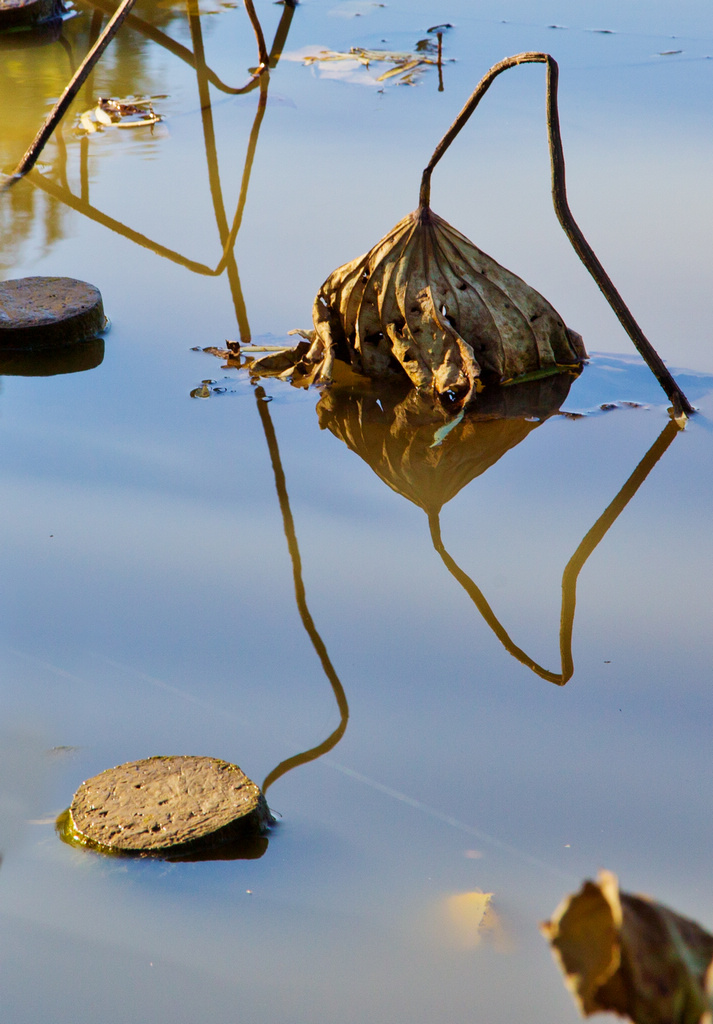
243;0;269;68
6;0;139;185
419;52;694;417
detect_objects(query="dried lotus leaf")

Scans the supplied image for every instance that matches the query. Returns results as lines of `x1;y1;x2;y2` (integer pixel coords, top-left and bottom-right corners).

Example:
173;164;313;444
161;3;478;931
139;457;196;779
265;51;691;415
305;206;585;406
542;870;713;1024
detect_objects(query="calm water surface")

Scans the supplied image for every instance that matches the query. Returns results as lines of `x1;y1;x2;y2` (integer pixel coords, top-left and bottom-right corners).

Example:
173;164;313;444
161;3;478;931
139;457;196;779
1;1;712;1021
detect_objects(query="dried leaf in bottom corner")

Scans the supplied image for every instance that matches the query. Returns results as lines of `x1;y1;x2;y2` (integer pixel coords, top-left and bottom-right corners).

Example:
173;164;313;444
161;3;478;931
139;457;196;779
541;870;713;1024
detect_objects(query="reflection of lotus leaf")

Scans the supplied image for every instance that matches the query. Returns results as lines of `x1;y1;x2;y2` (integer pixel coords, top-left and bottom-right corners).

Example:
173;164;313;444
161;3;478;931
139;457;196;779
316;369;579;516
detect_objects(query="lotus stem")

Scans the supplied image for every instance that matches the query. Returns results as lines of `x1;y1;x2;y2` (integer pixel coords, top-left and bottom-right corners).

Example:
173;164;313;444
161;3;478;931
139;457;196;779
419;52;694;417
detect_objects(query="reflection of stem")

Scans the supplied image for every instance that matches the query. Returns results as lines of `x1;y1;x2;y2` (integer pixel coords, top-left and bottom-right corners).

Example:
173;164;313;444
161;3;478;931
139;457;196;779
26;171;219;274
85;8;105;98
429;416;681;685
244;0;269;68
25;66;270;284
54;118;69;193
268;0;296;68
212;76;268;278
80;137;89;203
437;32;443;92
17;0;291;288
82;0;264;94
188;0;251;338
79;8;104;203
419;53;693;416
253;386;349;793
7;0;139;184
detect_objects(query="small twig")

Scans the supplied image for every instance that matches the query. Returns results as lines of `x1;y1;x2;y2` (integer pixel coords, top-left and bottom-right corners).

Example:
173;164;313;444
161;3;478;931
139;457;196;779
419;53;693;416
5;0;138;186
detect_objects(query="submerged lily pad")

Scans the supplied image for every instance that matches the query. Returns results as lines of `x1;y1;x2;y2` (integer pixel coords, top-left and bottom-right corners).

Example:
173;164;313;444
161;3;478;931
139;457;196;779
63;755;273;858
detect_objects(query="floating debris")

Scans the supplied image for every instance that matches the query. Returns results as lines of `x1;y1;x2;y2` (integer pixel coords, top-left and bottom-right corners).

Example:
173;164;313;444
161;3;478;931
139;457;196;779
77;96;162;133
190;378;215;398
298;45;442;85
61;755;273;858
542;870;713;1024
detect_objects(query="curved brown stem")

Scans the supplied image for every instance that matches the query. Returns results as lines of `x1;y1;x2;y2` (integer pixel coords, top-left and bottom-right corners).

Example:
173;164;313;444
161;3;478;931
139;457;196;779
429;414;681;685
253;387;349;794
244;0;269;68
419;53;693;417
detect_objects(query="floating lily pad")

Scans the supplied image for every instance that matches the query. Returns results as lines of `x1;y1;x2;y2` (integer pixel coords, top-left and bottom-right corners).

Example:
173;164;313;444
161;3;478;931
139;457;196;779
62;755;274;858
0;277;106;351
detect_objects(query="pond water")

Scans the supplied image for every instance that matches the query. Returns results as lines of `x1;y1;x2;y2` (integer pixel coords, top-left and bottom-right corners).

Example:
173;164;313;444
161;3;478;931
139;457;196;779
1;1;712;1021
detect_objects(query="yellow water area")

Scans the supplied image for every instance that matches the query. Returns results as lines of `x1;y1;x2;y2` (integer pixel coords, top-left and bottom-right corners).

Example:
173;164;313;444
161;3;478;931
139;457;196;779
444;891;498;948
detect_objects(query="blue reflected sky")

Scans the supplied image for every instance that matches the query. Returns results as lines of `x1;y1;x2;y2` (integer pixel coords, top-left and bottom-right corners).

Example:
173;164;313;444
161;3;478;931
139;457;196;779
1;1;712;1021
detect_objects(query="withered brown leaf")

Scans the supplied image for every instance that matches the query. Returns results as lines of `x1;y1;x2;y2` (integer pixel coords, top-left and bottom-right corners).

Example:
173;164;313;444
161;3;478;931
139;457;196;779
303;205;585;406
248;51;692;415
542;870;713;1024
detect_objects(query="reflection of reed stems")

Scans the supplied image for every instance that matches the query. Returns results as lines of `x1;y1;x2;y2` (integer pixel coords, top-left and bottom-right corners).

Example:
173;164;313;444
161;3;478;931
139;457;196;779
244;0;269;68
7;0;139;184
81;0;263;94
268;0;296;68
22;1;287;291
419;53;693;416
79;8;105;203
429;416;681;685
20;0;288;294
53;118;69;194
253;386;349;794
189;0;251;338
437;32;444;92
22;172;219;273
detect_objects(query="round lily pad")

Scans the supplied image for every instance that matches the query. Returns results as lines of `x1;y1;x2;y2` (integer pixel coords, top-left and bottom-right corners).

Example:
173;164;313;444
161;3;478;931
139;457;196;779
65;756;273;858
0;277;106;351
